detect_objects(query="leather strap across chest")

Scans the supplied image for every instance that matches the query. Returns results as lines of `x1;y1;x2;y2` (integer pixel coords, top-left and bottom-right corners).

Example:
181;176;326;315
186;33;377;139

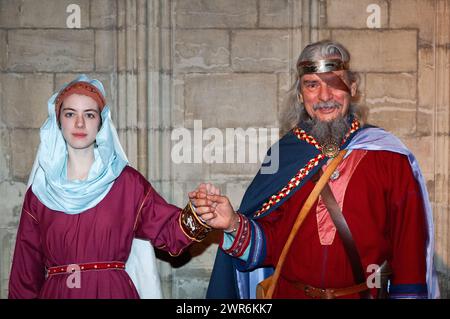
321;182;371;298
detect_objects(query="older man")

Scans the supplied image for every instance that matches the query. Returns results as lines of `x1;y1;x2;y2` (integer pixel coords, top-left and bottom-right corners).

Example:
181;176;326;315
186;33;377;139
191;40;439;299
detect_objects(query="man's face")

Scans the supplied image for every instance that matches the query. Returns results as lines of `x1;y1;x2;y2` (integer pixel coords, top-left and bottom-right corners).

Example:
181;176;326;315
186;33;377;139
299;70;355;122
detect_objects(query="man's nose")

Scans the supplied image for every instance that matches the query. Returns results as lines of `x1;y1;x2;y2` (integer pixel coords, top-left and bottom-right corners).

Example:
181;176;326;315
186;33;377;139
319;83;332;101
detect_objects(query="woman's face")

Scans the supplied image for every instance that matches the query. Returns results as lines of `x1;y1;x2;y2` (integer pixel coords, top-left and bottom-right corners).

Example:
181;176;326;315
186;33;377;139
59;93;101;150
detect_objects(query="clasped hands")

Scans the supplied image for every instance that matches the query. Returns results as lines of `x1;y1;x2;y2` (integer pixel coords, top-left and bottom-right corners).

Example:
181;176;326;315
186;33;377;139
188;183;240;234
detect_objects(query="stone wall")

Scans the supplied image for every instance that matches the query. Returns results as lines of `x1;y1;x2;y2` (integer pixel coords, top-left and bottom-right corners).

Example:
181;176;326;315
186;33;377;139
0;0;449;299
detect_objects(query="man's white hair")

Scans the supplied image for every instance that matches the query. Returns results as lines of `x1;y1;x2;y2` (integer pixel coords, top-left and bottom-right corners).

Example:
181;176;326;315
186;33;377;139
279;40;362;135
299;40;351;64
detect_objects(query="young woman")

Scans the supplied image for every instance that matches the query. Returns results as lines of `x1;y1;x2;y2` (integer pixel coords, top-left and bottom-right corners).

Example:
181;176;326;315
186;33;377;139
8;75;212;299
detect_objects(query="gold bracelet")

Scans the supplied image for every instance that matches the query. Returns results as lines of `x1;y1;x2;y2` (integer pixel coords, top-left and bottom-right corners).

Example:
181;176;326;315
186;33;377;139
179;201;212;242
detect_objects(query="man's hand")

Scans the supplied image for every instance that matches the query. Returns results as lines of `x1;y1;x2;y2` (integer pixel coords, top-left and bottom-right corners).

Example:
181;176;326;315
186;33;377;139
188;183;237;231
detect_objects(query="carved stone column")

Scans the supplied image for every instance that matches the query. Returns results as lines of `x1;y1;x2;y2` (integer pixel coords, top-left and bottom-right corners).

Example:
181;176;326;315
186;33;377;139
116;0;174;297
116;0;148;174
146;0;175;298
433;0;450;298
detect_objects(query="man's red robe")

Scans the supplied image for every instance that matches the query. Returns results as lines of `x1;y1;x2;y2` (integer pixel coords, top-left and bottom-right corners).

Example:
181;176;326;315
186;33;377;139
223;150;428;298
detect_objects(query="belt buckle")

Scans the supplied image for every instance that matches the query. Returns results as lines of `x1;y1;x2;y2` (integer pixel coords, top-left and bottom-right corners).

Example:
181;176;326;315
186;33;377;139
304;285;324;299
304;285;335;299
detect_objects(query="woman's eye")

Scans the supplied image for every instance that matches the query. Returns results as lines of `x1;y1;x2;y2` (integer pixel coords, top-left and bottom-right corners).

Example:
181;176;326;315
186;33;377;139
86;113;96;119
64;112;74;118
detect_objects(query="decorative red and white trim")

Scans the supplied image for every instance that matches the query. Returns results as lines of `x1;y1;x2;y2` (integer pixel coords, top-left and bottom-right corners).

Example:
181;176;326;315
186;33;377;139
292;118;360;151
253;153;325;217
253;119;360;218
223;214;251;258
